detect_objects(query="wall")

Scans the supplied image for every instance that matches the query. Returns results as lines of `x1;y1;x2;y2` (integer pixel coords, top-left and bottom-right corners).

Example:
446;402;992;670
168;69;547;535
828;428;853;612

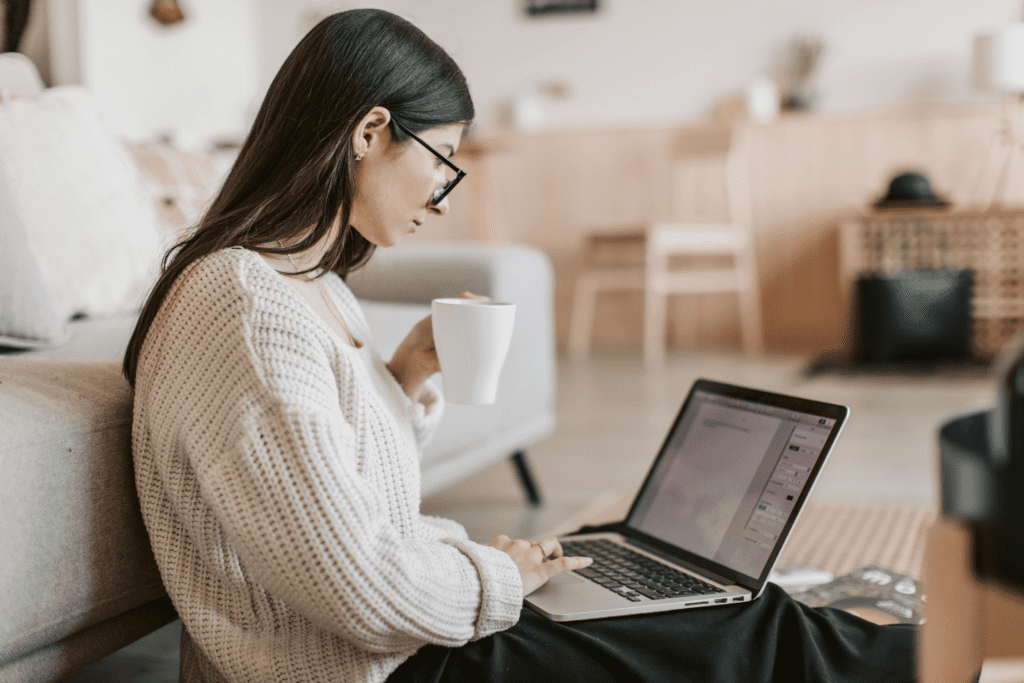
44;0;260;147
19;1;1024;144
254;0;1022;132
14;0;1024;354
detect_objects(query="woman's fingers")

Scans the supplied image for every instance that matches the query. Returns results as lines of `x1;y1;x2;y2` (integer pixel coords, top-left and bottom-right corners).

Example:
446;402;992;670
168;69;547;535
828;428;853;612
533;535;563;560
532;536;590;577
488;534;510;549
543;555;593;578
489;534;593;594
417;315;437;352
457;291;489;301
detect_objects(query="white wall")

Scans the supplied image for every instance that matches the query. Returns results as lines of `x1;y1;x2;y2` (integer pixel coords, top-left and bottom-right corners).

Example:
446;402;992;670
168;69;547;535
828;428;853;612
254;0;1024;131
24;0;1024;140
47;0;260;147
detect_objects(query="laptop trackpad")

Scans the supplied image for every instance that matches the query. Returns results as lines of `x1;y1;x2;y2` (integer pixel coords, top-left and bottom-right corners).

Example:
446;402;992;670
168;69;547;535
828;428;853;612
528;571;637;617
545;571;589;587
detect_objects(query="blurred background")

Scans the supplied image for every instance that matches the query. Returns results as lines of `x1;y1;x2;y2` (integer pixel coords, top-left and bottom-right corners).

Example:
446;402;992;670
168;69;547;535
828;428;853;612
12;0;1024;360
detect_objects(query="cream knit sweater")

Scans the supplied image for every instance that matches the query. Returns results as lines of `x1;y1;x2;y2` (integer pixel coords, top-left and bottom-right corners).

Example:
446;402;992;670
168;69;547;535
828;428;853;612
132;248;524;683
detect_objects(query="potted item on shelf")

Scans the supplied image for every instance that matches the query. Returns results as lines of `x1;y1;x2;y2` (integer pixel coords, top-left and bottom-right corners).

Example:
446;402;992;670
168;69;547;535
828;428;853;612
873;172;951;210
780;36;826;111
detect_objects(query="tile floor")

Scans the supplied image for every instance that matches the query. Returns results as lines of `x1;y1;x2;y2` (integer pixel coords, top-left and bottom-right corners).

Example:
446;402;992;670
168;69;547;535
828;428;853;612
61;352;1014;682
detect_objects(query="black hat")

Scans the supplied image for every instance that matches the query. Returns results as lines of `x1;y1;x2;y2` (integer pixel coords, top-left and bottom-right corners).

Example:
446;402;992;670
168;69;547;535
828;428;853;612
873;172;950;209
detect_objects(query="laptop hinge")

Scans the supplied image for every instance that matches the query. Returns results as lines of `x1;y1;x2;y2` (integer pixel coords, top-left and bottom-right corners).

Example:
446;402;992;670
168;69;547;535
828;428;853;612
624;537;739;587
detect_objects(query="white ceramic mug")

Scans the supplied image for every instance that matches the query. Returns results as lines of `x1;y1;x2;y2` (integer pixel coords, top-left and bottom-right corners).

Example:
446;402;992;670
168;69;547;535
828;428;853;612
431;298;516;405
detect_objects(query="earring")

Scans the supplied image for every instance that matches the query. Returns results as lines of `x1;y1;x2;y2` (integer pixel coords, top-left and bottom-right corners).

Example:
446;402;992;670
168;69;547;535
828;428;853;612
355;154;364;161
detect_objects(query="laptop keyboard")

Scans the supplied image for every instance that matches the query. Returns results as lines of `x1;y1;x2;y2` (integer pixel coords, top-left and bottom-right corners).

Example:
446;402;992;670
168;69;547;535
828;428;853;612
561;539;725;602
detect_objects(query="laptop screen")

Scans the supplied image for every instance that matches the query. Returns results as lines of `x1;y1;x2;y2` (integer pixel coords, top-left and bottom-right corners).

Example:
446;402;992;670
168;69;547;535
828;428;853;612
624;380;846;585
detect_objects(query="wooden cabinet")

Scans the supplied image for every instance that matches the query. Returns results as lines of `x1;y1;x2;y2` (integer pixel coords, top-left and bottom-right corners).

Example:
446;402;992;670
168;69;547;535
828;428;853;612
840;207;1024;357
420;105;1016;355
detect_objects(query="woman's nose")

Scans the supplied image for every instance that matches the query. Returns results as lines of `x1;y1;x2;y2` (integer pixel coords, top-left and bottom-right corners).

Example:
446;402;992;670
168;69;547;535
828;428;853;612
429;195;449;216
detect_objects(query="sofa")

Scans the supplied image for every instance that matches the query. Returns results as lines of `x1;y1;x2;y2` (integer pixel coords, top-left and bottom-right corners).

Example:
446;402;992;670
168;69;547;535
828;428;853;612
0;54;556;682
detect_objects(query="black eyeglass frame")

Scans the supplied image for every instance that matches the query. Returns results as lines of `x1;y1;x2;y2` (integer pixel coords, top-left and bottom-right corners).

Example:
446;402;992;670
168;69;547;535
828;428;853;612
392;120;467;206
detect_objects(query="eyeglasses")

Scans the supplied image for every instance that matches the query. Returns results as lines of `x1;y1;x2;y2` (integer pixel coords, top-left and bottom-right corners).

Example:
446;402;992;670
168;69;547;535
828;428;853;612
392;120;466;206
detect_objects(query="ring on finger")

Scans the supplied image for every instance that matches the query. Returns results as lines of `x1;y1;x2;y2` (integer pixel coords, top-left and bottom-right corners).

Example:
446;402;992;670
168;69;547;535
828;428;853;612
532;540;550;557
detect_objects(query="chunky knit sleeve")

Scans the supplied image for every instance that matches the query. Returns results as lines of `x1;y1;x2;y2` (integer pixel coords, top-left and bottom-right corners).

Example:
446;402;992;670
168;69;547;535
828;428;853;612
418;514;470;542
142;253;522;654
216;402;522;650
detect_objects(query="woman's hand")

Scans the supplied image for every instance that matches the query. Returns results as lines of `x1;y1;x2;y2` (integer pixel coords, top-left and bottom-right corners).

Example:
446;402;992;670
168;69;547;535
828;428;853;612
387;292;488;402
488;534;593;597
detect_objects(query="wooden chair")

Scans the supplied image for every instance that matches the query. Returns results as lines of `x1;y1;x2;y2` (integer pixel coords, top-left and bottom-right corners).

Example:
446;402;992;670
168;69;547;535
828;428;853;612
568;123;763;363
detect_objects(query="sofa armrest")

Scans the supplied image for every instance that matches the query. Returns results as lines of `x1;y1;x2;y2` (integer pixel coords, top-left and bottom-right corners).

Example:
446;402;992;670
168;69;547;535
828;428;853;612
346;242;551;307
0;359;169;680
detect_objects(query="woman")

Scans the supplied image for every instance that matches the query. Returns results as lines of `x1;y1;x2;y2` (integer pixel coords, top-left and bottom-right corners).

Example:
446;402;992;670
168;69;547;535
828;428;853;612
125;10;914;683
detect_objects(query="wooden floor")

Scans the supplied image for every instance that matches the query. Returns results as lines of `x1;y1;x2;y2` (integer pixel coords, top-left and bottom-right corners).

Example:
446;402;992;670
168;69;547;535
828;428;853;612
62;351;1021;683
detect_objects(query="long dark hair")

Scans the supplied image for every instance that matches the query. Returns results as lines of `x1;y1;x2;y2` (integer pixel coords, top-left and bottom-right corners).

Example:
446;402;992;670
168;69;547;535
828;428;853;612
123;9;474;386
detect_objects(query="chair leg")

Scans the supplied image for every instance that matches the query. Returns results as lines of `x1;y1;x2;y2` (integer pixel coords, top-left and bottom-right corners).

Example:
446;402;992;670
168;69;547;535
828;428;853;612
644;240;668;364
680;297;699;348
643;286;667;365
509;451;542;507
738;286;763;354
568;275;598;360
736;251;763;354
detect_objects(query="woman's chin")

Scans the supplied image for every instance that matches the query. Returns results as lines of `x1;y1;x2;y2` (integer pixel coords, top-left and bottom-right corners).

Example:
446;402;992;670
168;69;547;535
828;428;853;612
352;225;403;248
391;224;418;245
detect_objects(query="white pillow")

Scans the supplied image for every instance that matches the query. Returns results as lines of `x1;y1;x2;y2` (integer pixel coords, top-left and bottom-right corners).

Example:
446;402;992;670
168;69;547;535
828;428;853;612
0;86;164;347
0;175;70;348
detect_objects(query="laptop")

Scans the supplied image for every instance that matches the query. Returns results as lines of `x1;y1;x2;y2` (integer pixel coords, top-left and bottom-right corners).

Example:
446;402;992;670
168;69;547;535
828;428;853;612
526;378;849;622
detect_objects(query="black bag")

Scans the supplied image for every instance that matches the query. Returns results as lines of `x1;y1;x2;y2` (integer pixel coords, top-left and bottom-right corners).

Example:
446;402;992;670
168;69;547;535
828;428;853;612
856;269;973;363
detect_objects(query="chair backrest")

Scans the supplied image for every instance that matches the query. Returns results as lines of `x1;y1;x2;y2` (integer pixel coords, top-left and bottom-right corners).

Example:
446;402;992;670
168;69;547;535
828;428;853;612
666;123;752;230
0;52;45;103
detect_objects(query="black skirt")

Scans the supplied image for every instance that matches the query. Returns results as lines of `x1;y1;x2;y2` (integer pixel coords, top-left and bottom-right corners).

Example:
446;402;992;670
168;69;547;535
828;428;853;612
386;581;915;683
390;516;920;683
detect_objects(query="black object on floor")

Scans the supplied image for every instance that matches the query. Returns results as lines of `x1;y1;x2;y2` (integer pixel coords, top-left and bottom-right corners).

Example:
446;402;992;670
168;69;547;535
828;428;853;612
855;269;974;365
804;348;990;379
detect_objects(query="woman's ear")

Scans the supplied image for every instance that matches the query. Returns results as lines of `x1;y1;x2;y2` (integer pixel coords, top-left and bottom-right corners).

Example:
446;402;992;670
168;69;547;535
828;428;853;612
351;106;392;160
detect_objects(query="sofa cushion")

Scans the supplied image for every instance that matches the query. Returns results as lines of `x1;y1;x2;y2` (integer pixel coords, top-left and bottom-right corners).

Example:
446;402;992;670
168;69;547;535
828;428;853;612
123;140;223;237
0;87;164;348
0;174;70;349
0;360;166;668
19;312;139;361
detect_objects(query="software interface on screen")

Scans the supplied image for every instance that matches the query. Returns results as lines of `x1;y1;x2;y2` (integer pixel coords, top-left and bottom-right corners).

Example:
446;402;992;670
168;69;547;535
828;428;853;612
628;390;836;578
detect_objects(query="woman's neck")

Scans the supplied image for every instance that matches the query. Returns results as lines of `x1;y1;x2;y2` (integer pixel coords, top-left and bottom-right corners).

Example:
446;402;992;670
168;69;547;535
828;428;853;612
261;222;341;274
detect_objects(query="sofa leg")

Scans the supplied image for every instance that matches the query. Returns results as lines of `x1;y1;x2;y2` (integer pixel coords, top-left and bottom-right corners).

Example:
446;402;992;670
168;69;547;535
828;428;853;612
510;451;543;507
